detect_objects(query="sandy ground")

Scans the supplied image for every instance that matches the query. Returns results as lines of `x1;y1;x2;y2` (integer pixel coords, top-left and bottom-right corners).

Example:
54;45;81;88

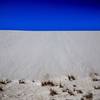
0;73;100;100
0;31;100;99
0;31;100;80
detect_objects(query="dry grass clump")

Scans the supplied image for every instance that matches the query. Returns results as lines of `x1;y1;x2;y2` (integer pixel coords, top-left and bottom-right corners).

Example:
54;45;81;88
73;84;76;87
19;79;25;84
62;88;75;96
0;86;4;92
80;97;84;100
76;89;83;94
49;88;58;96
0;79;11;85
89;72;100;81
73;88;83;94
41;80;55;87
59;83;64;88
82;92;93;100
68;75;76;81
62;88;69;92
32;80;35;83
92;78;100;81
67;89;75;96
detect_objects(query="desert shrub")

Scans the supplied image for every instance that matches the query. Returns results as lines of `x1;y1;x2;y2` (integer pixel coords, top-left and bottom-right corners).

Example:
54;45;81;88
41;80;55;87
49;88;58;96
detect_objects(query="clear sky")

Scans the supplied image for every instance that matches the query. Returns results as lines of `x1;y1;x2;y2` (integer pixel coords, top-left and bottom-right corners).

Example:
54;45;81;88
0;0;100;30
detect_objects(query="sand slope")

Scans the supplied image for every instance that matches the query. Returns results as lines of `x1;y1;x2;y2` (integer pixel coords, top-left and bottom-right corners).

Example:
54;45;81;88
0;31;100;80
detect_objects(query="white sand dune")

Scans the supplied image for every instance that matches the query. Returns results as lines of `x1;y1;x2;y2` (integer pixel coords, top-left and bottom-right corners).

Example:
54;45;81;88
0;31;100;80
0;31;100;79
0;31;100;100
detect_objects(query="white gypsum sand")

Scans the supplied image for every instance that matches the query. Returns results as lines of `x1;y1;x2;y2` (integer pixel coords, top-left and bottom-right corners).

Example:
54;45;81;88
0;31;100;99
0;74;100;100
0;31;100;80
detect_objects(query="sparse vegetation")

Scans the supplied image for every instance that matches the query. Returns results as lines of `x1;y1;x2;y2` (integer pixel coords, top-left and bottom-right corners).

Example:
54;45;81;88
68;75;76;81
73;88;83;94
0;73;99;99
89;72;100;81
62;88;68;92
83;93;93;100
19;79;25;84
59;83;63;88
0;79;11;85
76;90;83;94
80;97;84;100
32;80;35;83
73;84;76;87
67;89;75;96
92;78;100;81
41;80;55;87
50;88;58;96
0;86;4;91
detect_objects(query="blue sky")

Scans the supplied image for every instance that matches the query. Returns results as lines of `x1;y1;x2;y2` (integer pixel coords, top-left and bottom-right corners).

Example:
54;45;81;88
0;0;100;30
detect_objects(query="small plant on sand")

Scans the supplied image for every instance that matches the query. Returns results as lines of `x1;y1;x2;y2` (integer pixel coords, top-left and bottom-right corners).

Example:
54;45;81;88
0;86;4;92
92;78;100;81
89;72;100;81
67;89;75;96
0;79;11;85
59;82;63;88
50;88;58;96
83;92;93;100
68;75;76;81
32;80;35;83
80;97;84;100
19;79;25;84
41;80;55;87
73;84;76;87
62;88;69;92
76;89;83;94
